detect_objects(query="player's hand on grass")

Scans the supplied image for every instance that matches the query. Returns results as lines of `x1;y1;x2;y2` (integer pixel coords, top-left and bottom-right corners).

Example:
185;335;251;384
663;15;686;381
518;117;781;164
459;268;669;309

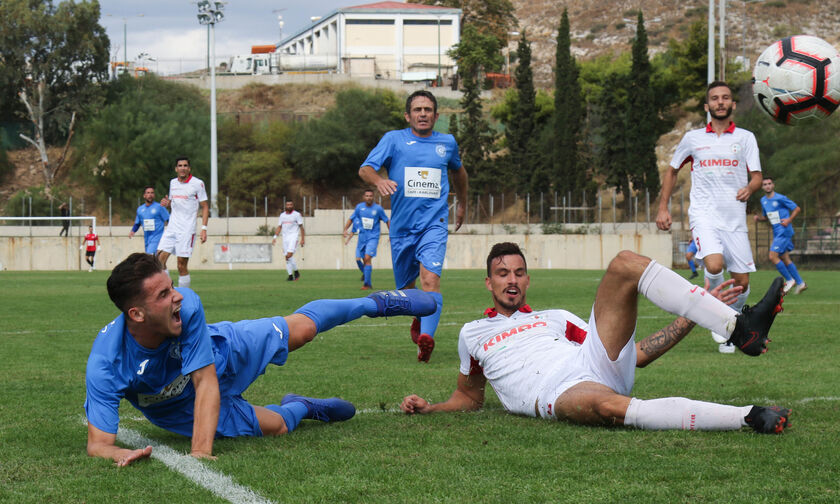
190;450;217;461
116;446;152;467
706;278;742;306
400;394;430;414
655;208;672;231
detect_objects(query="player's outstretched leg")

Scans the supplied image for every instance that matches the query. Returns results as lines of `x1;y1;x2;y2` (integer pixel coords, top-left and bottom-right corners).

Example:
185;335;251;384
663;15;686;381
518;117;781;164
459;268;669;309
727;277;785;356
281;394;356;423
367;289;436;318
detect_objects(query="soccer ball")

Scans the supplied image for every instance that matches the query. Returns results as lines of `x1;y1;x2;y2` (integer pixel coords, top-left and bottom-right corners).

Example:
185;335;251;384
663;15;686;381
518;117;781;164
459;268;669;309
752;35;840;124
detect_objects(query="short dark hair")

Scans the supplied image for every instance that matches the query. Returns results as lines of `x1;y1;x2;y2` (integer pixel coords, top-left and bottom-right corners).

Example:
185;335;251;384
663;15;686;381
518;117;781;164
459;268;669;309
763;175;774;182
486;242;527;276
175;156;190;166
107;253;165;313
706;80;732;103
363;189;374;195
143;185;155;192
405;90;437;114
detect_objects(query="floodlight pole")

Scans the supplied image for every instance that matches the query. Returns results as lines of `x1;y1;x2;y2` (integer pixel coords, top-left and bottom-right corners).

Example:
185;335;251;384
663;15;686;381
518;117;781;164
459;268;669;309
210;22;218;218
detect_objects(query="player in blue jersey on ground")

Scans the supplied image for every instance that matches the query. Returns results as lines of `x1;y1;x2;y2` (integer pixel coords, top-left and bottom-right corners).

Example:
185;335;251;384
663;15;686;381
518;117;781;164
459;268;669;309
129;186;170;254
755;176;806;294
84;253;435;467
343;189;390;290
359;90;469;362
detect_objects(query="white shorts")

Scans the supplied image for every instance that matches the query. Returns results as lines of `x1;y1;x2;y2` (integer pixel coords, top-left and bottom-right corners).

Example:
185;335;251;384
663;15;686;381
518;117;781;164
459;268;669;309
282;236;298;255
535;308;637;419
157;228;195;258
690;224;756;274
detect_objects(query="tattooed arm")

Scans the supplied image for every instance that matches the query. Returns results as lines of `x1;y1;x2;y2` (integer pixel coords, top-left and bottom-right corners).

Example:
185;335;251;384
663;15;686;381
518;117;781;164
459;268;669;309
635;278;741;368
636;317;696;368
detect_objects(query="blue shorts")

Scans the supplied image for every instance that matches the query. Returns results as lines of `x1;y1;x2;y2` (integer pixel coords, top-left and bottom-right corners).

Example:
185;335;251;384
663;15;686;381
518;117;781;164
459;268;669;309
686;239;697;255
206;316;290;437
390;225;448;289
770;234;794;254
357;234;381;258
145;236;163;255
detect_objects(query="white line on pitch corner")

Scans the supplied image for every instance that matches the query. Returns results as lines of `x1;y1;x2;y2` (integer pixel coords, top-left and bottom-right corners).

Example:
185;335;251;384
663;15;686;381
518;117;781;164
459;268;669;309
105;423;274;504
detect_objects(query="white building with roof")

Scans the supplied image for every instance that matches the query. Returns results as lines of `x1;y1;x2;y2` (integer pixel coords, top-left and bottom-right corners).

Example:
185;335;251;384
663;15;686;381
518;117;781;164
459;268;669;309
276;1;461;82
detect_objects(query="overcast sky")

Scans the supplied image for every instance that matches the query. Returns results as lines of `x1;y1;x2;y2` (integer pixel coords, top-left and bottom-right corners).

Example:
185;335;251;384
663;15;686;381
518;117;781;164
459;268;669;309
98;0;369;74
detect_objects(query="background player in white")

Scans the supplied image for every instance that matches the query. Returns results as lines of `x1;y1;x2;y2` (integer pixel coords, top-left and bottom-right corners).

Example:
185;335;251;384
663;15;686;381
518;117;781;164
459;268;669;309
656;81;763;353
273;200;305;281
400;242;790;434
158;157;208;289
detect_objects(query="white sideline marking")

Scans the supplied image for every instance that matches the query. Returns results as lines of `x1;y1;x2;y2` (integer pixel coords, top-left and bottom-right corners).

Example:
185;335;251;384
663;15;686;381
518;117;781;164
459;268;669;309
116;427;274;504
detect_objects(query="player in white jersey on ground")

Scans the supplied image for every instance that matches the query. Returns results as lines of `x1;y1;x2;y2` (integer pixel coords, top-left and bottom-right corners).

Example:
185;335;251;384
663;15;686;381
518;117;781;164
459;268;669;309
656;81;763;353
158;157;209;289
273;200;305;281
400;242;791;434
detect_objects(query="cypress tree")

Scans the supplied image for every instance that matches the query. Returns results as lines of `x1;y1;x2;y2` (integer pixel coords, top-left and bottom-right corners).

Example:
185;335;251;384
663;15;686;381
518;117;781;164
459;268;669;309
509;31;537;192
626;11;660;197
552;8;585;202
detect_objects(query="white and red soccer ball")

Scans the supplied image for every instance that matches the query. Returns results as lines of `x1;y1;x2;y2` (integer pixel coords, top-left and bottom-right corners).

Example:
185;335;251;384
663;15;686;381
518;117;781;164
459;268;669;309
752;35;840;124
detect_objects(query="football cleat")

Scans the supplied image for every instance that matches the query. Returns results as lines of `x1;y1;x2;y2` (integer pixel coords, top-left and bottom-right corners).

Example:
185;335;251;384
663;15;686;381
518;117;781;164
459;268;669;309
783;279;795;294
286;274;294;281
281;394;356;423
360;285;372;290
727;277;785;356
416;333;435;363
794;282;807;295
718;342;736;354
689;271;699;279
745;405;791;434
368;289;436;318
410;317;421;344
294;270;300;280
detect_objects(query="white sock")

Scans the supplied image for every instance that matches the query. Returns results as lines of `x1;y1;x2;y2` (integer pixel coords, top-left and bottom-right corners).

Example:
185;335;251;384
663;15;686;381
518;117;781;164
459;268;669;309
286;261;294;276
705;270;724;291
179;275;190;288
288;257;297;272
625;397;751;431
732;285;750;312
637;260;738;337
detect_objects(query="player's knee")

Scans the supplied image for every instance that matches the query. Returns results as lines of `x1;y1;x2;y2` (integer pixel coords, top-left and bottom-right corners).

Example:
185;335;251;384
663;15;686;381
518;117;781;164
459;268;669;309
608;250;648;280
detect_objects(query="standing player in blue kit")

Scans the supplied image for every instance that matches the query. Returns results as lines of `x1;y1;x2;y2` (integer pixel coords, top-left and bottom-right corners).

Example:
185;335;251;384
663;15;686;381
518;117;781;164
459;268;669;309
755;176;806;294
359;90;469;362
129;186;170;254
343;189;390;290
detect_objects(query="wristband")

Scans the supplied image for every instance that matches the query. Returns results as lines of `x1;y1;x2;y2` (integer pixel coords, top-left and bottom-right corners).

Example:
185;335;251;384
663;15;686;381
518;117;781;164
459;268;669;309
201;225;207;230
273;235;278;239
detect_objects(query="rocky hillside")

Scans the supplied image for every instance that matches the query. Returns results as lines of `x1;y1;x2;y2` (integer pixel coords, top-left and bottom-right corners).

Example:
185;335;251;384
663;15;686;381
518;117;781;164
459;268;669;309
512;0;840;85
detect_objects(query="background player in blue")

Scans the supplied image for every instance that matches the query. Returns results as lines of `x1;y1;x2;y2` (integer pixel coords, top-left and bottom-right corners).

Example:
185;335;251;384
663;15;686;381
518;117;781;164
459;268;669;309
359;90;469;362
685;239;700;279
129;186;170;254
344;216;366;278
342;189;390;290
84;253;435;467
755;176;807;294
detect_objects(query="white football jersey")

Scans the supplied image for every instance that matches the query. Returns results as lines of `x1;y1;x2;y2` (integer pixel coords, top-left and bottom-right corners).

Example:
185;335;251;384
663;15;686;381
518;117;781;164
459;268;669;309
458;308;589;415
669;122;761;232
167;175;207;234
277;210;303;240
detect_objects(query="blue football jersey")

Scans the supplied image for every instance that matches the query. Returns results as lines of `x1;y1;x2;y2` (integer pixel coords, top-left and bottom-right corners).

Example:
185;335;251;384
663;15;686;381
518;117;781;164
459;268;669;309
350;202;389;239
362;128;462;236
760;193;797;238
84;288;214;436
134;202;170;253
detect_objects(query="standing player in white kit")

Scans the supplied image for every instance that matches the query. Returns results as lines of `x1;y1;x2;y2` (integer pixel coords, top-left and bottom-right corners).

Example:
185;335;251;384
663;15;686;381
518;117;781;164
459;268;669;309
656;81;763;353
158;156;209;289
273;200;305;281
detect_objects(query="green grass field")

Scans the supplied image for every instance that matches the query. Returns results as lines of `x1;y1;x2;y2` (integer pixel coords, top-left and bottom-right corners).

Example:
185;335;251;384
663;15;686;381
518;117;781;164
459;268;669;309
1;266;838;503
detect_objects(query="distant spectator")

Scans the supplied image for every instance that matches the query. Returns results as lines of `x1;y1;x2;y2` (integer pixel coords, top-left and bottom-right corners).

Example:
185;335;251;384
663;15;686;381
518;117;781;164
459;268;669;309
59;203;70;237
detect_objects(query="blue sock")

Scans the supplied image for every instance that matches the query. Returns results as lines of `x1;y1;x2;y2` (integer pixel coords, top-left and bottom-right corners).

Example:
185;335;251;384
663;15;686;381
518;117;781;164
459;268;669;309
786;262;803;284
266;402;308;433
419;291;443;338
774;261;793;281
294;298;378;333
363;265;372;286
688;259;697;274
356;259;364;272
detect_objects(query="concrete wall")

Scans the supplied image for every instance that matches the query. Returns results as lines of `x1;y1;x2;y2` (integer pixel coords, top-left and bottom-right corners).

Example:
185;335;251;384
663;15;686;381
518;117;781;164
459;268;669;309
0;231;672;272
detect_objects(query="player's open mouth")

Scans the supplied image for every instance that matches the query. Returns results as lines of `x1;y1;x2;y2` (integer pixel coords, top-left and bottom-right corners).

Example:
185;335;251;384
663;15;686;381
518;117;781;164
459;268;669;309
505;287;519;297
172;307;181;325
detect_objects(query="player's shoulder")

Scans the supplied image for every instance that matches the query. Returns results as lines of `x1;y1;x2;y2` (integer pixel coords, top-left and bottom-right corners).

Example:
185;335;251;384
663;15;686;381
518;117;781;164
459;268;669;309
90;314;127;358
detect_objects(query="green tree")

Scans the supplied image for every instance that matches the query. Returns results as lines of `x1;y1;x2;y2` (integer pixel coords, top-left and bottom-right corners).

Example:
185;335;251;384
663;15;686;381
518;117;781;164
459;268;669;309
596;72;632;212
286;88;403;186
72;76;209;217
625;11;660;197
662;21;710;108
407;0;517;44
448;24;503;194
0;0;109;190
504;31;537;191
552;9;585;200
